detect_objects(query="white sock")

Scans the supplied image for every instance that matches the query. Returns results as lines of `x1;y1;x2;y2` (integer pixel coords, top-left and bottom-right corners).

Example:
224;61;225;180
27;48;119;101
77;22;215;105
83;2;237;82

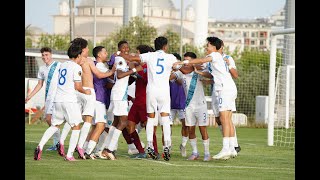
136;122;143;134
222;137;230;151
229;137;236;150
202;138;210;155
52;128;60;146
95;131;108;152
181;136;188;147
128;143;136;150
104;126;116;150
38;126;59;150
60;123;71;145
108;128;122;151
66;130;80;158
146;117;155;148
190;138;198;154
234;125;239;147
83;141;89;151
77;122;91;148
85;140;97;154
162;116;171;147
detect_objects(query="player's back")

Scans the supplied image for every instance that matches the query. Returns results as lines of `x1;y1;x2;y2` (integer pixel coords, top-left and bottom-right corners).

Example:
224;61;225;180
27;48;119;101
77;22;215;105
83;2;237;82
140;50;177;93
54;61;82;103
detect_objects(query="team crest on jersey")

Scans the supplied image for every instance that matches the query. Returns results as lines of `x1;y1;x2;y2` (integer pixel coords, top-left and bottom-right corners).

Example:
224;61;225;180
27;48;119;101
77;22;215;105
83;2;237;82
78;71;82;76
119;61;123;65
143;68;147;73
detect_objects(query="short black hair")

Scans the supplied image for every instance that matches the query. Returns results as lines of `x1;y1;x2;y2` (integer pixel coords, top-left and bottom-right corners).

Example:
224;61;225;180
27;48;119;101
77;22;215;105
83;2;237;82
40;47;52;53
183;52;197;59
136;45;153;54
70;37;88;50
118;40;128;49
172;53;182;61
206;36;222;50
67;44;82;59
92;46;105;59
154;36;168;50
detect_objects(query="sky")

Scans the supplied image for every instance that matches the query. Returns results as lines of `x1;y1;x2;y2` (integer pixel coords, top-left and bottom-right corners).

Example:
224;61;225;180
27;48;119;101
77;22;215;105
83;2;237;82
25;0;286;34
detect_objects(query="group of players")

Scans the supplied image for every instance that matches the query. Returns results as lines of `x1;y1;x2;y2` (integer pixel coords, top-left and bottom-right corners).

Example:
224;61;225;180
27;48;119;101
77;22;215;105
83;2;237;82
26;35;240;162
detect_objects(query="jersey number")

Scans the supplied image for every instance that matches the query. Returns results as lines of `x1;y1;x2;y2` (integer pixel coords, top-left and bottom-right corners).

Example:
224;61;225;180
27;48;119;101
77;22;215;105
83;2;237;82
156;58;164;74
58;69;67;85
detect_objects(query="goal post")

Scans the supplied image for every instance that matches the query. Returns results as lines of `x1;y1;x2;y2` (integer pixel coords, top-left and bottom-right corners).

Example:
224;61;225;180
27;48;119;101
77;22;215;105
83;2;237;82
268;28;295;147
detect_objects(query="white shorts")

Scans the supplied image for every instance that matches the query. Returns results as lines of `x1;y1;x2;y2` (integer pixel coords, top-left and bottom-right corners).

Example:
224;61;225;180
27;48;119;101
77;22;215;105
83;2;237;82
51;102;83;127
77;87;96;117
185;103;209;126
92;101;107;125
108;100;129;116
170;109;186;121
212;89;237;117
44;98;54;115
105;111;114;128
146;91;170;114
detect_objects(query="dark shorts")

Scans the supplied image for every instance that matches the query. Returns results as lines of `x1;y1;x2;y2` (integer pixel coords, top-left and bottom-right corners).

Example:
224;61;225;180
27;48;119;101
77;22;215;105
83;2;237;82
128;103;147;124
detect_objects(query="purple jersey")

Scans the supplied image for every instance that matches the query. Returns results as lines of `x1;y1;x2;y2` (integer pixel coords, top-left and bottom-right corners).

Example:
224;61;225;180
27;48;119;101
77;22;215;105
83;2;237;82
93;61;110;106
170;81;186;109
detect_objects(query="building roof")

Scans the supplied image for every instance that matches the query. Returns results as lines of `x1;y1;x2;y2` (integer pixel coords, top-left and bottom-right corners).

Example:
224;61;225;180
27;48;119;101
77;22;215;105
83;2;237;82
74;22;120;36
78;0;177;9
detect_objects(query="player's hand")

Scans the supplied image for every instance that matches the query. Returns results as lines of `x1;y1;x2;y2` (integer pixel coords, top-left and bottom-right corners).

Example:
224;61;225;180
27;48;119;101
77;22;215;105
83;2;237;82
224;57;230;65
193;65;201;74
135;65;143;72
85;89;91;95
111;64;116;73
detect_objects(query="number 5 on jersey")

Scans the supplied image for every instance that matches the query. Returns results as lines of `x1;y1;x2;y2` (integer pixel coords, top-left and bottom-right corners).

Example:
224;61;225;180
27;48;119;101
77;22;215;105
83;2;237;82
156;58;164;74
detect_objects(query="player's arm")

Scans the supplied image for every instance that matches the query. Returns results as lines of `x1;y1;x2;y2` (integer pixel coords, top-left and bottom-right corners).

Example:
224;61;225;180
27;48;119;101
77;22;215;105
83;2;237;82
88;59;115;78
193;65;213;79
117;63;143;79
225;57;238;79
174;56;212;67
25;79;44;103
119;52;141;63
74;81;91;95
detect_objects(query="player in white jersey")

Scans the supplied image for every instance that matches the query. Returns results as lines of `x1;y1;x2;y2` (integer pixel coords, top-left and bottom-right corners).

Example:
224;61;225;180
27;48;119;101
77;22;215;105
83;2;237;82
173;52;212;161
34;44;91;161
102;56;142;160
119;36;180;161
26;47;61;152
174;36;238;160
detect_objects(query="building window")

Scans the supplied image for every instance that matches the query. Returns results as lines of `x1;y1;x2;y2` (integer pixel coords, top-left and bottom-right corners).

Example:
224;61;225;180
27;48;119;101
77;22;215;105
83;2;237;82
100;8;103;15
90;8;92;15
112;8;115;15
251;40;255;45
260;40;265;46
162;10;164;16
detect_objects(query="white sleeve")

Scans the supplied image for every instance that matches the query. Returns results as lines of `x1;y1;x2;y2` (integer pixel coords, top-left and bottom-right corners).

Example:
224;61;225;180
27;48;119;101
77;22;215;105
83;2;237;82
96;63;109;73
115;58;128;71
37;67;45;80
139;52;150;63
207;52;220;63
73;65;82;82
227;56;236;69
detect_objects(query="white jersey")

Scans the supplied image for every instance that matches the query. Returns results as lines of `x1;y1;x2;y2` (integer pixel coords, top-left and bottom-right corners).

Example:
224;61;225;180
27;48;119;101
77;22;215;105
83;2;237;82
110;56;129;101
206;52;236;91
37;61;61;101
174;67;207;107
222;53;236;69
139;50;177;96
95;61;109;72
54;60;82;102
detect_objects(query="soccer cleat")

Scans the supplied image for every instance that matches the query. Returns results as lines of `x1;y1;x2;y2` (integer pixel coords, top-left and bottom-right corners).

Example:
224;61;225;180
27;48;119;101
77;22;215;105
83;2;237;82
94;151;108;159
235;146;241;153
212;150;231;160
56;142;65;157
105;151;116;160
132;153;147;159
128;148;139;155
230;149;237;158
84;152;96;160
203;153;211;161
187;152;200;160
146;147;158;160
64;156;77;161
163;147;171;161
46;145;57;151
179;144;187;157
75;145;86;160
34;146;42;160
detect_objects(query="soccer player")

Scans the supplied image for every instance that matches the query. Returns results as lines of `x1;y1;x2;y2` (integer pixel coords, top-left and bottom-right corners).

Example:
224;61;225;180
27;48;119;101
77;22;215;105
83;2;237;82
174;37;238;160
217;40;241;153
102;56;142;160
170;53;188;157
83;46;115;159
172;52;212;161
26;47;61;151
119;36;180;161
34;43;91;161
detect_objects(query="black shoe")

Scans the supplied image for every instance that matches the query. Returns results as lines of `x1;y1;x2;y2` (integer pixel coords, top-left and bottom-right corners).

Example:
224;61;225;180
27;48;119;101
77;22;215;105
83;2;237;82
235;146;241;153
147;147;158;160
163;147;171;161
